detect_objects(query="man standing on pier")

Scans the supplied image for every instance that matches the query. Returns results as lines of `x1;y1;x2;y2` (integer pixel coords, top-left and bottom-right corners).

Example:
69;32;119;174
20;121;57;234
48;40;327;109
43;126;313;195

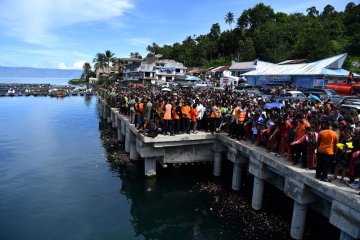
316;119;338;182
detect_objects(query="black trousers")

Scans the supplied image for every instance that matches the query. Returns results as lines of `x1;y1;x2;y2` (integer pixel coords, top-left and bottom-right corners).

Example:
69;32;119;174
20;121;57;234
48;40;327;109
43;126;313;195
316;152;334;180
293;142;307;167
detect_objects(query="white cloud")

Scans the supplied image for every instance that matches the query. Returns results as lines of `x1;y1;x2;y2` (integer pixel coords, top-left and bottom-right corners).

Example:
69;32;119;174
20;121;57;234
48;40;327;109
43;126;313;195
58;62;67;69
0;0;134;45
58;61;87;69
127;37;152;47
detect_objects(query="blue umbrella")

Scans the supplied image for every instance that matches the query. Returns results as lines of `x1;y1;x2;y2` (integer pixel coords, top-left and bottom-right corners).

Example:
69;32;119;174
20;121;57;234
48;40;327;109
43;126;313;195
264;102;284;109
310;94;321;102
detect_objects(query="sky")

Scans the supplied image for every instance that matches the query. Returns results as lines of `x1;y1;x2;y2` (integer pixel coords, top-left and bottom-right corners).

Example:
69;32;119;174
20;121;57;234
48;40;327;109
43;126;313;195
0;0;352;69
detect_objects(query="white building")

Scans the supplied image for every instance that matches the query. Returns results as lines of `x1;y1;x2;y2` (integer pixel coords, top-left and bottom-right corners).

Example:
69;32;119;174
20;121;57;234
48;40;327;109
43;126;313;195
122;58;187;84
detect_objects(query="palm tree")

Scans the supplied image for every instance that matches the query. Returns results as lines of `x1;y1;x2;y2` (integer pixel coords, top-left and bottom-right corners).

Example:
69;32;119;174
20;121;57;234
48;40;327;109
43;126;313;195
82;62;92;81
105;50;115;74
93;52;106;75
225;12;235;30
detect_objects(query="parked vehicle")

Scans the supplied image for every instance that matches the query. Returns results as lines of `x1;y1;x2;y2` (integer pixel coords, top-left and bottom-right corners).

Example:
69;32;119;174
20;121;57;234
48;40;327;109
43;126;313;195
336;96;360;107
326;82;360;95
275;91;310;102
338;104;360;121
302;88;338;99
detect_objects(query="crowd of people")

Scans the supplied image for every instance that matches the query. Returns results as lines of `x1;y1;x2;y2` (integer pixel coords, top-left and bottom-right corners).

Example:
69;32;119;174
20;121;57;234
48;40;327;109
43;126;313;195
98;82;360;192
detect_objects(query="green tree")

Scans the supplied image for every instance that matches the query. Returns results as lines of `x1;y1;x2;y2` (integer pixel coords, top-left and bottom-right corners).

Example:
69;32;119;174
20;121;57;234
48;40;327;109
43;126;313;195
225;12;235;29
209;23;221;40
93;53;106;75
82;62;92;81
237;3;275;31
104;50;115;74
130;52;143;59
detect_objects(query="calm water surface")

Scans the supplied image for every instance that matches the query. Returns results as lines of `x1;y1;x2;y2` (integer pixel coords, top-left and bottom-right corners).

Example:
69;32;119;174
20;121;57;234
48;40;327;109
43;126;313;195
0;77;72;85
0;96;338;240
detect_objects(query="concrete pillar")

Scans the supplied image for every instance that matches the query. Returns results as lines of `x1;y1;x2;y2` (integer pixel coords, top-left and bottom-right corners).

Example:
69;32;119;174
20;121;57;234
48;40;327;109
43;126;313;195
232;163;242;191
290;201;308;240
145;157;156;176
116;119;125;143
111;111;116;128
102;103;107;120
99;103;103;117
130;141;140;160
125;129;131;153
107;106;111;124
340;231;355;240
213;151;222;176
251;176;265;210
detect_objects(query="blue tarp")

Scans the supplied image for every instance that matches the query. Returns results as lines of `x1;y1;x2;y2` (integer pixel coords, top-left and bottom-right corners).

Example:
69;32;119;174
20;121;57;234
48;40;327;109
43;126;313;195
264;102;284;109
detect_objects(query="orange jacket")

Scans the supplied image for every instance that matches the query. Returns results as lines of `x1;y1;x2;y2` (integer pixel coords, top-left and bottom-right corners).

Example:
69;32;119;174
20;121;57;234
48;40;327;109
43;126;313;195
181;105;191;119
163;103;172;120
172;106;180;120
189;108;198;122
135;103;144;115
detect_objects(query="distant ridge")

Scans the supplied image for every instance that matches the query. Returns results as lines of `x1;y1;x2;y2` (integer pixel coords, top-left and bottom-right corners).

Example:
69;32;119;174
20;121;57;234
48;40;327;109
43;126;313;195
0;66;82;78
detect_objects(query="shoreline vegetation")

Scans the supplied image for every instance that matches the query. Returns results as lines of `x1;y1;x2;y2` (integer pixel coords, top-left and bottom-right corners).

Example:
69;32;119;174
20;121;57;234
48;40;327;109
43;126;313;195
68;78;87;85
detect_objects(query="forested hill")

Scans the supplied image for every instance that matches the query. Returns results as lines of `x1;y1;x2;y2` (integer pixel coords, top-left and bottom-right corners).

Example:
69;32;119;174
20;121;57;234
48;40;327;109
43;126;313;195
146;2;360;72
0;66;82;78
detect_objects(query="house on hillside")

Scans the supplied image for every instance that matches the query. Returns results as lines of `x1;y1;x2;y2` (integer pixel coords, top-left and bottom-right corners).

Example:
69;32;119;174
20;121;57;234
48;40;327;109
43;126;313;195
242;53;355;88
122;57;186;84
206;66;229;81
229;60;257;77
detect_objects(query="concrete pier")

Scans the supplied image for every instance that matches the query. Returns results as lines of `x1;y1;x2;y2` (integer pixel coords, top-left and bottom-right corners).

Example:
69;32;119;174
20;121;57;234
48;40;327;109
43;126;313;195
145;157;157;177
290;202;308;240
231;163;242;191
99;96;360;240
251;176;265;210
213;151;222;176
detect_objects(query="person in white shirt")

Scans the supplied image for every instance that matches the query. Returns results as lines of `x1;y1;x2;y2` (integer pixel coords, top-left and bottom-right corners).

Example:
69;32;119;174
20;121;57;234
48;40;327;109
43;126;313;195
196;101;205;130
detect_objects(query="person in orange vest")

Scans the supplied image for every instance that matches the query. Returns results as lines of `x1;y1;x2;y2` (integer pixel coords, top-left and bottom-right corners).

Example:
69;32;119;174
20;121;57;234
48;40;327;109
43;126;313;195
293;113;310;166
181;102;191;134
172;102;181;134
162;99;174;136
229;103;241;139
135;98;144;130
189;103;199;133
237;106;247;140
210;101;221;134
316;119;338;182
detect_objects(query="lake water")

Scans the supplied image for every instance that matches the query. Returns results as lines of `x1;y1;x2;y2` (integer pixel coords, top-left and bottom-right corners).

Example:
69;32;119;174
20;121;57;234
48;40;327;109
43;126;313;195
0;95;339;240
0;77;72;85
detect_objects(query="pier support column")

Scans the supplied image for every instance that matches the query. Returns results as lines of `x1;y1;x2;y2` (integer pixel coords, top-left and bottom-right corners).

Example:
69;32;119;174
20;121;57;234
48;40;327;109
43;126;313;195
231;162;243;191
340;231;355;240
145;157;157;176
125;128;132;153
116;119;125;143
99;103;103;118
111;111;116;128
107;106;111;124
130;141;140;160
102;103;107;120
290;202;307;240
213;151;222;176
251;176;265;210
